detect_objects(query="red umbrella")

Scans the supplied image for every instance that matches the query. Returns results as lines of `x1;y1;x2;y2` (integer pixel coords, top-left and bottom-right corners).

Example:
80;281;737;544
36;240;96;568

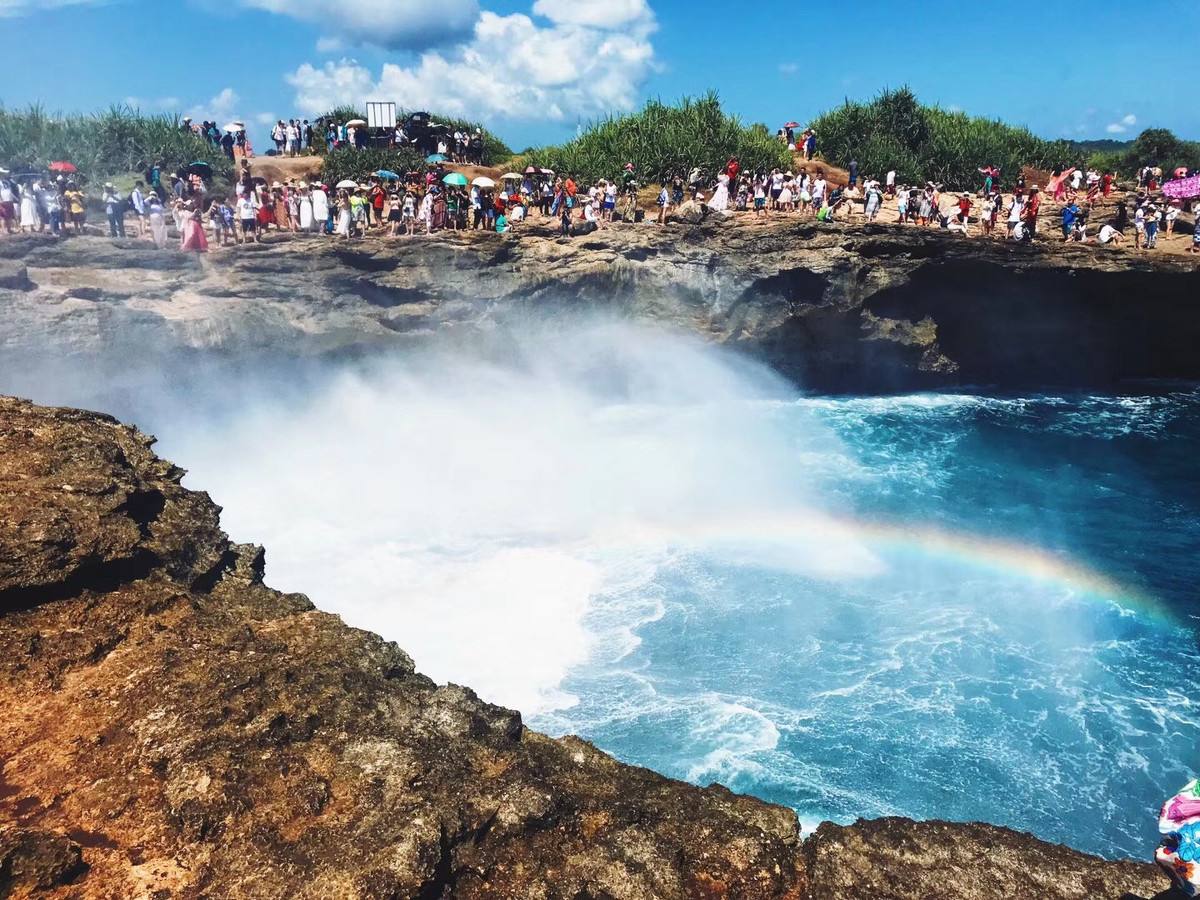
783;122;801;129
49;161;77;173
1175;167;1189;178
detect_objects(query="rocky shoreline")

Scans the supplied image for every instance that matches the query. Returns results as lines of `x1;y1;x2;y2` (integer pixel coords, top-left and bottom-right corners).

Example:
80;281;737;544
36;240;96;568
0;396;1176;898
0;217;1198;394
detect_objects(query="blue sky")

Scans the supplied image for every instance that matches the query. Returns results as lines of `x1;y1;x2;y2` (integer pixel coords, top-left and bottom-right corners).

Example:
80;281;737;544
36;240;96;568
1;0;1197;151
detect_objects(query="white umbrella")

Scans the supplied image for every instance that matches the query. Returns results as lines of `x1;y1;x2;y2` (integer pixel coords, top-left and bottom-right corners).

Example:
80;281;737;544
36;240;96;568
346;118;367;127
471;176;496;188
501;172;523;181
335;179;358;189
223;122;243;132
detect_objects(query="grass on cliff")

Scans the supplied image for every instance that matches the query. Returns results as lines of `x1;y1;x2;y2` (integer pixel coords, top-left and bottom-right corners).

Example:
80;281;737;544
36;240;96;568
0;103;232;184
520;93;792;185
809;87;1071;188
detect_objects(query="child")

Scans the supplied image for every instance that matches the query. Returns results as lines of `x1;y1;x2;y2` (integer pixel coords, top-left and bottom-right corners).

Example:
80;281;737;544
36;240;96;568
401;191;416;236
896;187;908;223
753;180;767;218
211;198;235;247
656;184;669;225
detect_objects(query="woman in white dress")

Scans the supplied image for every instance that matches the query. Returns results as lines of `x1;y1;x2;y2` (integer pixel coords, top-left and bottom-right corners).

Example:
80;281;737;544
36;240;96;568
418;191;433;234
298;186;314;232
287;188;300;234
20;181;40;232
147;195;168;249
310;185;329;234
778;177;793;212
708;173;730;213
335;191;352;238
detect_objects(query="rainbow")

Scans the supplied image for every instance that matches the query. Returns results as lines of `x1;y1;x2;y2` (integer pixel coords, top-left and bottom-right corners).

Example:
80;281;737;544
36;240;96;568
598;511;1168;622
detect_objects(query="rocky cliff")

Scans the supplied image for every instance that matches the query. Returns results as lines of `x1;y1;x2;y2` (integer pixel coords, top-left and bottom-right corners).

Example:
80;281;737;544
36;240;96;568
0;397;1178;898
0;218;1198;393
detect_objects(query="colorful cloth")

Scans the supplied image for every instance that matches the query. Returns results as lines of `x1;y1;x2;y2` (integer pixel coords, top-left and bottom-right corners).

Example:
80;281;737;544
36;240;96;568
1162;175;1200;201
1157;778;1200;896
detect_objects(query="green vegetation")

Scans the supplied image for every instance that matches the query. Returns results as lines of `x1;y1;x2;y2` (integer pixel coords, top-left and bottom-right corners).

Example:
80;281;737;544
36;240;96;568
320;147;424;187
809;87;1070;188
521;93;792;185
1083;129;1200;178
319;105;512;164
0;103;231;184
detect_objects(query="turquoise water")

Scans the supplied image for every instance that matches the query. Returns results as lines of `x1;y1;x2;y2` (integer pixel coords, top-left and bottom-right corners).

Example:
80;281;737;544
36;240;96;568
531;389;1200;861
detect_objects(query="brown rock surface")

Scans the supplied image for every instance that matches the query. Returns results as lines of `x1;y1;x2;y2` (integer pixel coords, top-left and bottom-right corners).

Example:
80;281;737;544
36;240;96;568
0;397;1177;899
1;215;1198;395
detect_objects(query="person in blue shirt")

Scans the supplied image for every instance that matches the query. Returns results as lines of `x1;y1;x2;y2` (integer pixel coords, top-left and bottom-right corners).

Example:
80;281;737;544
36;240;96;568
1061;202;1080;240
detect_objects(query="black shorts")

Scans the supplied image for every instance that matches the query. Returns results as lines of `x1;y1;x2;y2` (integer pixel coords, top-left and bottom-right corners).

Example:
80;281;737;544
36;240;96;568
388;209;402;222
241;218;256;232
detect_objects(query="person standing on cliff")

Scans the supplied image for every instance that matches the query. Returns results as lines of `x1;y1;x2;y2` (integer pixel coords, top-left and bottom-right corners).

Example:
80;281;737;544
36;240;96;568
1022;185;1041;240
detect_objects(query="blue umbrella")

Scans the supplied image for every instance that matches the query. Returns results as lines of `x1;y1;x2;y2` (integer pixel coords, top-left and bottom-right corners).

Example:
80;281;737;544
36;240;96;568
426;154;447;163
375;169;400;180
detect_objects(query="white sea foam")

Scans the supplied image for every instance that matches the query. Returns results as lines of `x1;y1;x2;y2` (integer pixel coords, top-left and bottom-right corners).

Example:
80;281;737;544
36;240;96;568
159;319;876;715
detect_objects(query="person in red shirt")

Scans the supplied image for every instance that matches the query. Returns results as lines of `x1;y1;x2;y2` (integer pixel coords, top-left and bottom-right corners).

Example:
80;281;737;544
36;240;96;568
725;157;740;186
564;176;576;197
1022;185;1041;239
1102;172;1114;197
957;193;972;223
370;182;386;228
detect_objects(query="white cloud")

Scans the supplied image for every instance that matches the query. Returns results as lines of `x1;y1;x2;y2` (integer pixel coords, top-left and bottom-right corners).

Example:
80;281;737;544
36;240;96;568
237;0;479;49
255;112;279;126
187;88;241;123
531;0;649;28
0;0;102;16
778;62;798;76
1106;113;1137;134
287;2;656;123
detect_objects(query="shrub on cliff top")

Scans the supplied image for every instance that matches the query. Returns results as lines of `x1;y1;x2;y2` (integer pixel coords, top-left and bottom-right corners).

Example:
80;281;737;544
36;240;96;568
521;93;793;185
319;105;512;165
319;146;425;187
810;87;1070;188
0;103;232;183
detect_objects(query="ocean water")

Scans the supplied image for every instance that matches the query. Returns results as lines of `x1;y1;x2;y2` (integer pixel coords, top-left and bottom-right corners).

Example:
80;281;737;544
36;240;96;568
25;320;1196;863
528;388;1200;861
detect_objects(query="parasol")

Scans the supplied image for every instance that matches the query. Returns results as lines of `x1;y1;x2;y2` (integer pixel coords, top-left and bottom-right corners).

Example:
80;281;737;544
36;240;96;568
783;121;800;129
501;172;523;181
188;161;213;176
223;122;244;132
442;172;469;186
426;154;447;164
48;161;77;173
375;170;400;180
345;118;368;127
472;176;495;188
335;179;358;189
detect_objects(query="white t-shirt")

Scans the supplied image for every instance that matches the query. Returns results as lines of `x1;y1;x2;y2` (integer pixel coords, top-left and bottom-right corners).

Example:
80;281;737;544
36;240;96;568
236;195;258;219
811;178;827;201
885;170;896;186
1098;224;1118;243
771;173;784;191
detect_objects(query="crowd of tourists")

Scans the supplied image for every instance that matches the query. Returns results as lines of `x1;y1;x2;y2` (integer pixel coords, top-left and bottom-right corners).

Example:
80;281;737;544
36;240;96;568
1;146;1196;256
